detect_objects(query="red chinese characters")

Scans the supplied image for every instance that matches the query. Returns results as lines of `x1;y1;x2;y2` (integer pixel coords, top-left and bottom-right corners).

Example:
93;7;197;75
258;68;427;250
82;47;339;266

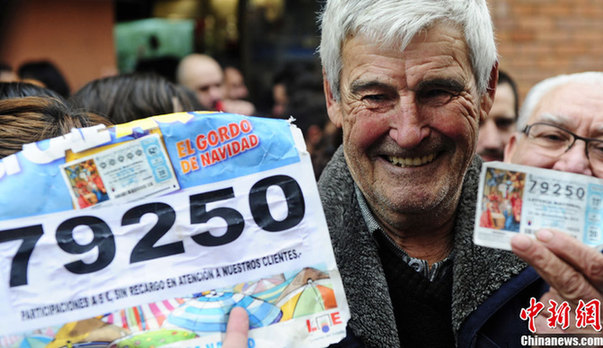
520;297;545;333
520;298;602;332
576;299;602;331
547;300;571;330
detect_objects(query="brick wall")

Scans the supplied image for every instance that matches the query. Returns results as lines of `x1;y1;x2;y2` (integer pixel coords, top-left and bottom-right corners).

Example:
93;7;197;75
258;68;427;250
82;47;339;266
489;0;603;101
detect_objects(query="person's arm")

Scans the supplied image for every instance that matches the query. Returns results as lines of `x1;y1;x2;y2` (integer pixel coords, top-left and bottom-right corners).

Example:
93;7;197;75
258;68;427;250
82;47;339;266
223;307;250;348
511;229;603;333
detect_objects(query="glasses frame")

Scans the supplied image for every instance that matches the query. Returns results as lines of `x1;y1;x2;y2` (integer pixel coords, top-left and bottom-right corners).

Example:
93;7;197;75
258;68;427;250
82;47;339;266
522;122;603;159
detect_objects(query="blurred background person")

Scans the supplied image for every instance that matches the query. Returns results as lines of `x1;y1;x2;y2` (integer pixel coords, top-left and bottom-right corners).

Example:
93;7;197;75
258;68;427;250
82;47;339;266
223;65;249;101
271;68;291;118
282;63;341;179
222;64;257;115
0;81;63;100
0;96;110;158
177;53;254;115
17;60;71;98
69;72;202;124
477;70;519;161
0;63;18;82
177;53;222;109
270;62;316;118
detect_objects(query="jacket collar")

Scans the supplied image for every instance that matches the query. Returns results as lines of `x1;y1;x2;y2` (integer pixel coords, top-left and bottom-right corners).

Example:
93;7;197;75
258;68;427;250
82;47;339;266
449;155;527;333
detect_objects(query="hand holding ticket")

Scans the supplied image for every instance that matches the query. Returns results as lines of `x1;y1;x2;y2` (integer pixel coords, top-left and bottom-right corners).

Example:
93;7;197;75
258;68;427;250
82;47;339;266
475;161;603;336
510;228;603;335
474;161;603;251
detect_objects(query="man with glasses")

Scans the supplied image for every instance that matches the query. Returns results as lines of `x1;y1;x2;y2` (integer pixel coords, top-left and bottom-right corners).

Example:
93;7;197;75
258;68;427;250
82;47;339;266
506;72;603;177
505;71;603;336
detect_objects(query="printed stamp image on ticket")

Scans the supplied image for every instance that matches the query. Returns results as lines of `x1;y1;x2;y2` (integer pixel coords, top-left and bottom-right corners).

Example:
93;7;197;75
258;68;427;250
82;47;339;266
478;167;526;233
60;133;179;209
62;158;110;209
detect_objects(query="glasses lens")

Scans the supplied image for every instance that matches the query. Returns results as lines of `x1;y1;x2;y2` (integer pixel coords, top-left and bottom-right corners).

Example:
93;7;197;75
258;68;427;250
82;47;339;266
588;140;603;161
527;124;573;156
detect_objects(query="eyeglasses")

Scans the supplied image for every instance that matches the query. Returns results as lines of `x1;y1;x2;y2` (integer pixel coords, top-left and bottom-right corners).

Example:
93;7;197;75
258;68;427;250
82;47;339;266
522;122;603;162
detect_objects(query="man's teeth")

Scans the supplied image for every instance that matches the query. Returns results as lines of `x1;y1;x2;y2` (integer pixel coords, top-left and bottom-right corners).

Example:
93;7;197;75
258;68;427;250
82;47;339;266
388;153;435;167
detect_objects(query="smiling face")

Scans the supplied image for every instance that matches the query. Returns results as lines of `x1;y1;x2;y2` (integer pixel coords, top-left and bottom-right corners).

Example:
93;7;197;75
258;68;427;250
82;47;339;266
505;82;603;177
325;22;494;230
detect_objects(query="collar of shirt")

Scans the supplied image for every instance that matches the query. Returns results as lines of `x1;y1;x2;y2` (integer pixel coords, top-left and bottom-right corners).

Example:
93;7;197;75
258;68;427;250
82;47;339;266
354;185;454;282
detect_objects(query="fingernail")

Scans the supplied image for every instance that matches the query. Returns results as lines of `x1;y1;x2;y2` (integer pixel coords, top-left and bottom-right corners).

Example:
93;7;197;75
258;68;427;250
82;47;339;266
511;234;532;251
536;229;553;242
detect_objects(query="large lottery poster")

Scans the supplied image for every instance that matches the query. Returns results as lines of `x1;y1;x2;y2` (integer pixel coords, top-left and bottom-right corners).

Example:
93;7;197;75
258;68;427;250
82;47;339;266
0;112;349;348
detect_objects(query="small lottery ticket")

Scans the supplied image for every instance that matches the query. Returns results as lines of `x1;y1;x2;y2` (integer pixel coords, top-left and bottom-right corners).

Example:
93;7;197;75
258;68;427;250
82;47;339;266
474;161;603;251
60;133;179;209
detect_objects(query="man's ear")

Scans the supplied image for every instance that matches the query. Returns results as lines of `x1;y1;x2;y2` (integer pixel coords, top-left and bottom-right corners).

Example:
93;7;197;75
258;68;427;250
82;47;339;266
480;62;499;123
323;69;343;128
504;133;518;163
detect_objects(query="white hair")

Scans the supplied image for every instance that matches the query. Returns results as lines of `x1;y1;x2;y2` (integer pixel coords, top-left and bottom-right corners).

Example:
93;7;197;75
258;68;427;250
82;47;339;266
318;0;497;101
517;72;603;130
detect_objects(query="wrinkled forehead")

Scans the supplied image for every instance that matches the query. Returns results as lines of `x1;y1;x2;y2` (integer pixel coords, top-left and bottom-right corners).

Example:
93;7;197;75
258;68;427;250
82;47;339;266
340;20;475;80
528;82;603;131
343;19;461;55
340;22;473;83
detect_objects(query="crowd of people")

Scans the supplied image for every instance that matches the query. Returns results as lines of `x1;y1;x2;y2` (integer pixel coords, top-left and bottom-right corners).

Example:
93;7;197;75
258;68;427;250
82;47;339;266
1;0;603;346
0;54;340;178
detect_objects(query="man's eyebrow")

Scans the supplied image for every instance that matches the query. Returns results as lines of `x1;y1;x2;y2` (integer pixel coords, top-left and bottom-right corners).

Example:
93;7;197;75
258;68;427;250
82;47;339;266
539;112;603;137
538;113;575;127
349;80;396;95
414;78;465;92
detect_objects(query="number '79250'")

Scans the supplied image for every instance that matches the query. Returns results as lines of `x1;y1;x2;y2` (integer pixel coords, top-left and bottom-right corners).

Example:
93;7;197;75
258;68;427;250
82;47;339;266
0;175;305;287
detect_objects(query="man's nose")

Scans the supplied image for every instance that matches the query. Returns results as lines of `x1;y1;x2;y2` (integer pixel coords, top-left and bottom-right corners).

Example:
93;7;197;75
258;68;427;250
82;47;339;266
552;140;593;176
388;99;430;148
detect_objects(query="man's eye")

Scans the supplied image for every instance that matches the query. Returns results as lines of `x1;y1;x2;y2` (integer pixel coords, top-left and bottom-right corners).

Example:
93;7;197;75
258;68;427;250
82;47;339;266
538;132;568;142
590;141;603;152
423;89;450;97
417;89;455;105
362;94;387;102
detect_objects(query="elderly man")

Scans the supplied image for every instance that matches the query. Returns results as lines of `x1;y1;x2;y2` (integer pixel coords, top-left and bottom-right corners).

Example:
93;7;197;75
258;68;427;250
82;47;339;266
222;2;601;347
477;70;519;161
505;72;603;336
177;54;254;115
